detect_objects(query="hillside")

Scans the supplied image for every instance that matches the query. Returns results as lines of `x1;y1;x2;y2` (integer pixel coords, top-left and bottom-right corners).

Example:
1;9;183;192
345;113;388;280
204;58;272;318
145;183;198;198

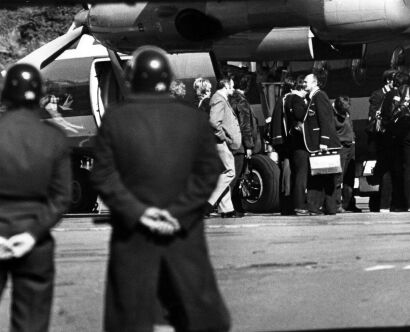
0;6;80;69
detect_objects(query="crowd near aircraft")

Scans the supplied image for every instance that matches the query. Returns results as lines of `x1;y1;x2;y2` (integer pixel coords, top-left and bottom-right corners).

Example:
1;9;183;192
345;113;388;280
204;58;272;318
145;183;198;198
2;0;410;212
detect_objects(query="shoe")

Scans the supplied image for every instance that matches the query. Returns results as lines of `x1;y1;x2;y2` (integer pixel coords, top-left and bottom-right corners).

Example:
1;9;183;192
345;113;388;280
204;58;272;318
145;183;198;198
309;210;324;216
294;209;310;216
391;208;407;212
337;207;346;213
220;211;244;218
345;206;362;213
204;202;215;215
379;209;390;213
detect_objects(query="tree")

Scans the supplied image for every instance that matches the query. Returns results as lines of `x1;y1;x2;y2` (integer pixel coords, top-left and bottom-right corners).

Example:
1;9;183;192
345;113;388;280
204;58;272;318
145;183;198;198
0;6;80;68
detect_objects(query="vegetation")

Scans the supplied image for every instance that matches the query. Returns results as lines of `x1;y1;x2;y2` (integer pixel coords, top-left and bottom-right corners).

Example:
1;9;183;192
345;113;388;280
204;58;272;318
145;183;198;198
0;6;80;69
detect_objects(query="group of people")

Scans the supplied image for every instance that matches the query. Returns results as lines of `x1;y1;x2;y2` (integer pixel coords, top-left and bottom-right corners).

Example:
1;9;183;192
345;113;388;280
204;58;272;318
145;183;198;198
368;69;410;212
0;47;230;332
192;74;261;218
270;72;361;216
4;41;410;331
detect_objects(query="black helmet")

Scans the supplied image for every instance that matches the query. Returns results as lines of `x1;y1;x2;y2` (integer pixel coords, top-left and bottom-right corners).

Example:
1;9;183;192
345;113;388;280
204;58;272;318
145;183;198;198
125;46;173;93
1;63;43;108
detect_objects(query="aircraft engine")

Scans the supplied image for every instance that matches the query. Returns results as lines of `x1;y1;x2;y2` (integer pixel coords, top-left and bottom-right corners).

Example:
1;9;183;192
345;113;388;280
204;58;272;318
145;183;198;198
175;9;222;41
254;27;365;61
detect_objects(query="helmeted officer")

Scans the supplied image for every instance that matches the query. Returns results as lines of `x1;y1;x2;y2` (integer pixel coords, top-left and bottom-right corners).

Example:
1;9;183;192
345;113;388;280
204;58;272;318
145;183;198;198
0;63;72;332
91;46;231;332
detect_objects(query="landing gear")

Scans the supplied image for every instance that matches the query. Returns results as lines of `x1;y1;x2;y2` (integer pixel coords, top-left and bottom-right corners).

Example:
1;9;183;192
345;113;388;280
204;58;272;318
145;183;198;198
241;154;280;213
70;168;97;213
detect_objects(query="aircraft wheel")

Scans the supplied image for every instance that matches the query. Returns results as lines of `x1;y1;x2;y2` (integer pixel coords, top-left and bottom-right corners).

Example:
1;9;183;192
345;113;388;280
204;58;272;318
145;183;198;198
70;168;97;213
241;154;280;213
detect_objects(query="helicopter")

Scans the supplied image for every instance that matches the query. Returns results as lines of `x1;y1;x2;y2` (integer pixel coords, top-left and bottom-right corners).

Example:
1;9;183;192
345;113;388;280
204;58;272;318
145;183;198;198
3;0;410;212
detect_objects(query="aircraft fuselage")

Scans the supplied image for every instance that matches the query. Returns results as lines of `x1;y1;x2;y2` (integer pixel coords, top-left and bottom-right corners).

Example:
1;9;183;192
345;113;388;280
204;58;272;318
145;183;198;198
85;0;410;60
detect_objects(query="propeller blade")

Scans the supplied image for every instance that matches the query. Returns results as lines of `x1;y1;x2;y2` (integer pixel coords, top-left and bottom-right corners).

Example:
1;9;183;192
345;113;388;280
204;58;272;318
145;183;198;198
18;27;84;69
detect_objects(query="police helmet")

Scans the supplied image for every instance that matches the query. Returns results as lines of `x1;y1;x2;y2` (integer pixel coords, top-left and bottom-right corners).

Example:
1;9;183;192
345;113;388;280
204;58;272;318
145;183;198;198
1;63;43;108
125;46;173;93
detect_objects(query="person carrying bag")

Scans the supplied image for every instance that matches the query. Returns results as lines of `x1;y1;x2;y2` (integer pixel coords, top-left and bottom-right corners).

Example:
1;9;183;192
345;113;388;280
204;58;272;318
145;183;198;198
302;73;342;215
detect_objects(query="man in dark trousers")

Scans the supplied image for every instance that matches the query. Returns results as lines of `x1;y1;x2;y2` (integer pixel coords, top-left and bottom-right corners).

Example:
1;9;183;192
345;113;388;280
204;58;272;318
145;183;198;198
367;69;396;212
0;63;72;332
91;46;230;332
303;73;341;215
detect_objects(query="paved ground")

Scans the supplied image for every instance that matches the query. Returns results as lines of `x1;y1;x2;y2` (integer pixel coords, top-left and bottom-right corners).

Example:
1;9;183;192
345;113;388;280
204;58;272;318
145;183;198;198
2;211;410;331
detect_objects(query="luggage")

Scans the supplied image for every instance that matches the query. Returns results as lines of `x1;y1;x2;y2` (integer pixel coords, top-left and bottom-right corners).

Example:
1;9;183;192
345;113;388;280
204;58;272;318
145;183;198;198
309;152;342;175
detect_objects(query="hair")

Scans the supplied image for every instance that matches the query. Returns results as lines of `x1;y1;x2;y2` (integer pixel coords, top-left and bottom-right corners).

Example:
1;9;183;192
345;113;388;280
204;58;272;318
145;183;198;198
312;68;328;89
169;80;186;98
282;74;296;94
334;95;351;114
217;77;232;90
393;71;410;88
193;77;212;97
382;69;398;82
233;74;251;93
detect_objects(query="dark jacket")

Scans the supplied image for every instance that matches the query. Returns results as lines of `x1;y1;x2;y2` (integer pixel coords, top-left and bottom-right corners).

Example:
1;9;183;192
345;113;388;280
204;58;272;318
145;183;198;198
0;108;72;241
271;92;307;149
91;95;222;232
91;94;230;332
334;110;355;145
368;86;391;125
230;90;261;154
302;89;341;153
196;96;211;117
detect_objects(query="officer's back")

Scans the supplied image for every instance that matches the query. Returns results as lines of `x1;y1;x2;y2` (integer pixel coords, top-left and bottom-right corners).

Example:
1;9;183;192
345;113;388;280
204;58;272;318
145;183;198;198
0;63;71;238
103;95;210;208
0;109;66;198
0;63;71;332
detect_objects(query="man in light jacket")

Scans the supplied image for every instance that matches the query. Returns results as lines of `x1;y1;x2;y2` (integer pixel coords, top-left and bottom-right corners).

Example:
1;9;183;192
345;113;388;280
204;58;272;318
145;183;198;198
207;77;242;218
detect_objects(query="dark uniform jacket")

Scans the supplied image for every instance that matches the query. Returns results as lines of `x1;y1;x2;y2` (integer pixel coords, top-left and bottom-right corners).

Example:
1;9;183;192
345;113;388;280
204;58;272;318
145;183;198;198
0;108;72;241
230;90;262;154
302;89;341;153
91;95;222;232
271;92;307;153
91;94;230;332
369;86;391;125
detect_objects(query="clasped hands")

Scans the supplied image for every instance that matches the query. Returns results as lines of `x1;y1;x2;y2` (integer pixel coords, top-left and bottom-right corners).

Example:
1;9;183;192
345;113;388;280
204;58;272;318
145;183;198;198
140;207;180;236
0;233;36;260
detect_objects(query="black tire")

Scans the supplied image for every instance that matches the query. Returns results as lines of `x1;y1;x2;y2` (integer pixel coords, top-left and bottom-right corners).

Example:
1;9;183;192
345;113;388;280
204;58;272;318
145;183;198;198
70;168;98;213
241;154;280;213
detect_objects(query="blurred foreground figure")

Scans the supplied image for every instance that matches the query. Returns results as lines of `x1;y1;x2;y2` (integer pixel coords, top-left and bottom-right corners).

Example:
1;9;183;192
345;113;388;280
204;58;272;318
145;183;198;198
0;63;72;332
91;46;230;332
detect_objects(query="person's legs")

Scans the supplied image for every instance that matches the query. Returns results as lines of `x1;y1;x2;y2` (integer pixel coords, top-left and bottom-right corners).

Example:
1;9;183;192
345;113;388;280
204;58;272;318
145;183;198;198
291;149;309;211
280;157;293;215
230;154;245;212
402;133;410;210
162;228;230;332
208;143;235;213
323;174;338;215
105;230;160;332
336;147;349;211
391;139;406;210
342;145;356;210
10;238;54;332
0;261;8;300
307;175;325;213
